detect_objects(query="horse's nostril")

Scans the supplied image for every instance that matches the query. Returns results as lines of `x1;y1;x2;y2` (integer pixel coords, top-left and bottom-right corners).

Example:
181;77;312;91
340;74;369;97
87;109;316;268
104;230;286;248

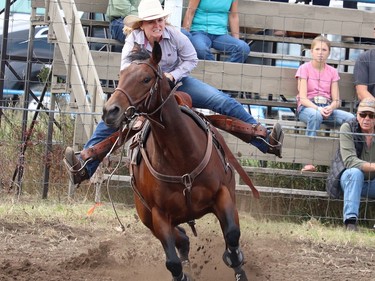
104;106;120;117
110;106;120;116
103;105;121;124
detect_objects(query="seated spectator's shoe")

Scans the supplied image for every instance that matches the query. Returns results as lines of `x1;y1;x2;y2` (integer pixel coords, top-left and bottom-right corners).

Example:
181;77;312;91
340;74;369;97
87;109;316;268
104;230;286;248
301;164;316;172
342;36;355;43
63;147;89;185
273;30;286;36
345;218;358;232
267;123;284;158
345;223;358;232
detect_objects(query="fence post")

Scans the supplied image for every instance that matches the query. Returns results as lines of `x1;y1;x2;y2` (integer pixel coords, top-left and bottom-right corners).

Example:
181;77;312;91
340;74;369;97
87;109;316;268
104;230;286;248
164;0;183;28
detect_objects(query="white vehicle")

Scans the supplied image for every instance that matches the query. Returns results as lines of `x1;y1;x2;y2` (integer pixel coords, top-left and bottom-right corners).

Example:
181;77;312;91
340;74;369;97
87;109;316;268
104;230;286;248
0;1;52;96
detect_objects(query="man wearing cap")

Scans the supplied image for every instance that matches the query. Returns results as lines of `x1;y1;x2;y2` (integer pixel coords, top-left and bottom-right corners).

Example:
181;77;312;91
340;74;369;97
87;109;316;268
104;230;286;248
331;98;375;231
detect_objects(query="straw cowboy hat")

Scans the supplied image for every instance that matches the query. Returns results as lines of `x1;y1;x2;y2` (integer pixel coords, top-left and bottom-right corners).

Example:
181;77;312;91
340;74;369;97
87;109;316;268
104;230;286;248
124;0;171;29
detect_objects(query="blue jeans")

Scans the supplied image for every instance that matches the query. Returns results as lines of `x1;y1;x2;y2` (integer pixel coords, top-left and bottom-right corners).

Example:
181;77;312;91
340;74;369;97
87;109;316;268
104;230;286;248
181;28;192;40
189;31;250;63
298;106;354;136
340;168;375;223
110;18;125;43
83;120;117;177
83;76;267;176
312;0;357;9
271;0;357;8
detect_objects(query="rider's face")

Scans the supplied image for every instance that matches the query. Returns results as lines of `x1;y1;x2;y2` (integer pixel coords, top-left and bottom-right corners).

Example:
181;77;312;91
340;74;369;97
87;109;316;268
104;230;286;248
141;17;166;43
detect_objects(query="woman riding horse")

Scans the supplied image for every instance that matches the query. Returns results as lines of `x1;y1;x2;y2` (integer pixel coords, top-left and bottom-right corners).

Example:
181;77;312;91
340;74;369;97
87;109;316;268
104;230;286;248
103;30;250;280
64;0;284;186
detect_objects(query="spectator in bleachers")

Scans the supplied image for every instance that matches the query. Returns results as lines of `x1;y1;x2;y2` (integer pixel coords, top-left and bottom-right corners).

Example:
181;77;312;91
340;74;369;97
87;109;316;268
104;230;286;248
106;0;140;44
106;0;163;45
296;35;354;172
182;0;250;63
331;98;375;231
354;48;375;100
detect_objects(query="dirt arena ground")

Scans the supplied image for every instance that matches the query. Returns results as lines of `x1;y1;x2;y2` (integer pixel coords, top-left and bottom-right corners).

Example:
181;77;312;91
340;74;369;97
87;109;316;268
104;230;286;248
0;201;374;281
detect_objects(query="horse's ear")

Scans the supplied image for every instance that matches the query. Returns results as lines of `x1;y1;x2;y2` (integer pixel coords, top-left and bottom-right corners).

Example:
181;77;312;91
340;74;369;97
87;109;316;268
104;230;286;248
151;41;162;65
132;42;141;53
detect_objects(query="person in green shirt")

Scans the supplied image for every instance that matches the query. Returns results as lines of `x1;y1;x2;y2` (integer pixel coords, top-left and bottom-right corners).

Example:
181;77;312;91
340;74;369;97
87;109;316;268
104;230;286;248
106;0;163;43
106;0;140;43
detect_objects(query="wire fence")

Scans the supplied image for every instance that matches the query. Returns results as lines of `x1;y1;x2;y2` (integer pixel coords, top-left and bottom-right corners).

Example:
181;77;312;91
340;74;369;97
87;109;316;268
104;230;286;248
1;0;375;229
1;104;375;228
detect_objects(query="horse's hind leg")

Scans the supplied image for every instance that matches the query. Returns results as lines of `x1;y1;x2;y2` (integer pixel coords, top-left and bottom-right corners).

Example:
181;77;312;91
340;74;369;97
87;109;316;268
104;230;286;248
174;226;192;278
152;211;192;281
214;187;248;281
175;226;190;262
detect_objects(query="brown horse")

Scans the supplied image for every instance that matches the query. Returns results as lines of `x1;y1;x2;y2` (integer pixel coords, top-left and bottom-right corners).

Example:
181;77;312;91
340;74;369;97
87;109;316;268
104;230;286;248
102;42;251;281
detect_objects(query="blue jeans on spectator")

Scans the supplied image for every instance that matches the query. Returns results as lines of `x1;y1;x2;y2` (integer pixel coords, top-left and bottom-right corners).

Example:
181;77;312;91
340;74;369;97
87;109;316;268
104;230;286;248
83;76;267;176
340;168;375;223
312;0;357;9
110;18;126;43
298;105;354;136
189;31;250;63
181;28;192;40
271;0;357;8
109;18;126;52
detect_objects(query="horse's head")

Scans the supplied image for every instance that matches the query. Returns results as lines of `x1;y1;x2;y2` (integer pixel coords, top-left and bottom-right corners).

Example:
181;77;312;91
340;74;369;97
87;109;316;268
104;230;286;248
102;42;170;128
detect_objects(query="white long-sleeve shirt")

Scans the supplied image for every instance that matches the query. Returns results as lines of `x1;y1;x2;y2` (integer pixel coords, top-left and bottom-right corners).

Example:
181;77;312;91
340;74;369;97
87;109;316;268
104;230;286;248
121;26;198;81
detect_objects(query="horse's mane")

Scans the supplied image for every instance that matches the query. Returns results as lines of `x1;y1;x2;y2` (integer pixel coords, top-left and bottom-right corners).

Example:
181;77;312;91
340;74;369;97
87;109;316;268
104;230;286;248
127;44;150;62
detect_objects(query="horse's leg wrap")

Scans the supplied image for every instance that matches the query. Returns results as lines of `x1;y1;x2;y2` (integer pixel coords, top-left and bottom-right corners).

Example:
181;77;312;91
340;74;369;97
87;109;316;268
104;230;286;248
205;115;267;143
222;246;244;269
172;272;190;281
234;267;248;281
222;227;243;268
167;261;184;281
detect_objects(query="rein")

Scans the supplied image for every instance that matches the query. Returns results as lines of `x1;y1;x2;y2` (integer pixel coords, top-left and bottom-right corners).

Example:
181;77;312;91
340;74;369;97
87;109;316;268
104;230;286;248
114;60;179;127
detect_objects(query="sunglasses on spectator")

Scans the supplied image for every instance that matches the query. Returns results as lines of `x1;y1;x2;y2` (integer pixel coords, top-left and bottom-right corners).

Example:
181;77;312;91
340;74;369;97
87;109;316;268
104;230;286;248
358;112;375;119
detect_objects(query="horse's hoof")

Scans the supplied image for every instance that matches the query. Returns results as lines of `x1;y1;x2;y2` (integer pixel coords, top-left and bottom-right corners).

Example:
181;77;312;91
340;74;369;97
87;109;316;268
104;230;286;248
172;272;193;281
181;260;192;275
234;268;248;281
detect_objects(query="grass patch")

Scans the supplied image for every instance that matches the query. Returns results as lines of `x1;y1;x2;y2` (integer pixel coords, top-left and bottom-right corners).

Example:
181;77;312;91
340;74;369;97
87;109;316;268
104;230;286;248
1;196;374;249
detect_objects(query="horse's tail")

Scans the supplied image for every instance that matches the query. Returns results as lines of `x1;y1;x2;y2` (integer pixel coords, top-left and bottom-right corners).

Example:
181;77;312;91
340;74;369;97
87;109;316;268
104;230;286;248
209;124;260;199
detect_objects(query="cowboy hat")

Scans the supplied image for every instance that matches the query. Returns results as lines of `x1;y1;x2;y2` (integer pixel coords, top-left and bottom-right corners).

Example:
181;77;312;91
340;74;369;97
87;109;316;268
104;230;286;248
124;0;170;29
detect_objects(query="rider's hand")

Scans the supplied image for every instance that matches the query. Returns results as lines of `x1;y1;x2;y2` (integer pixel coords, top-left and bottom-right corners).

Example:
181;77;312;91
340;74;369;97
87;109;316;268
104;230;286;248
165;73;175;89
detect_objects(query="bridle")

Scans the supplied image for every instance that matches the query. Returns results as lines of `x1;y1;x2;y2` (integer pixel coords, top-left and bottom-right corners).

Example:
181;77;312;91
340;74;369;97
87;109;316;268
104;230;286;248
113;60;175;126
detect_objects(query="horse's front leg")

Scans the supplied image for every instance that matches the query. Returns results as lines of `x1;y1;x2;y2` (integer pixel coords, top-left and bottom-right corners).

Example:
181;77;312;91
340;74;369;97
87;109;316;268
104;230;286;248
213;185;248;281
152;209;191;281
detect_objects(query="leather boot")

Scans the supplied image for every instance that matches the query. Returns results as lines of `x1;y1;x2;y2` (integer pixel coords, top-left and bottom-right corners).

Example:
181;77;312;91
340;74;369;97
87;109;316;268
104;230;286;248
266;123;284;158
63;117;146;185
63;147;90;185
205;115;267;142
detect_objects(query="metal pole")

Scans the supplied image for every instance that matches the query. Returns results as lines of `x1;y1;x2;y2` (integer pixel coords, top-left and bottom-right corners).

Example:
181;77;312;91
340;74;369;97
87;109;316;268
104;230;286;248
42;89;55;199
14;9;37;195
0;0;14;124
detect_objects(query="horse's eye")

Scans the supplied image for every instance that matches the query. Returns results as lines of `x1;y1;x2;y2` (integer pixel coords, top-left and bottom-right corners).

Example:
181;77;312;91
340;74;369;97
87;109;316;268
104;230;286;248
143;77;152;83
